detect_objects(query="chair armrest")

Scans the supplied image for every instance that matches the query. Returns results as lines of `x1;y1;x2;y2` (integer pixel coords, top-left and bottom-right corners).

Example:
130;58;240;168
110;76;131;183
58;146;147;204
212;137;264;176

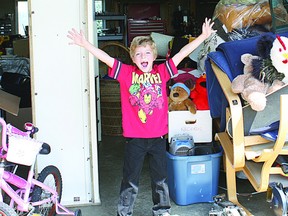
211;61;245;168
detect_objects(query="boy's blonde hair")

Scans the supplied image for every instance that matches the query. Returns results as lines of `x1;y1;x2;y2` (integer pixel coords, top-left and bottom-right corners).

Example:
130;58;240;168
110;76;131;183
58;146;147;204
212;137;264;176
129;36;157;59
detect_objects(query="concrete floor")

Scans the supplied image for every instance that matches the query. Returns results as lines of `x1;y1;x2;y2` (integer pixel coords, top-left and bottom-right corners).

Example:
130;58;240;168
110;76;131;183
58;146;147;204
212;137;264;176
72;135;276;216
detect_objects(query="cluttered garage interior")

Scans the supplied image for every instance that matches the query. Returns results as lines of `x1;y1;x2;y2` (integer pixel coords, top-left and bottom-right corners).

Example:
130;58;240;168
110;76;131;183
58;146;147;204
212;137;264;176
1;0;288;216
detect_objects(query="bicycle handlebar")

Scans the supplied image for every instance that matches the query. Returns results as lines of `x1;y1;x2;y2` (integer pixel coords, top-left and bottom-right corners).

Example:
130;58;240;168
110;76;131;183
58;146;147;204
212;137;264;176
0;118;49;155
7;124;31;137
40;143;51;155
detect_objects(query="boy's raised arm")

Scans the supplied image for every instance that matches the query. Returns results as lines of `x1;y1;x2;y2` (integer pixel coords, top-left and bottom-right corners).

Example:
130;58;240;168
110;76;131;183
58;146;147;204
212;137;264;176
172;18;217;67
67;28;115;68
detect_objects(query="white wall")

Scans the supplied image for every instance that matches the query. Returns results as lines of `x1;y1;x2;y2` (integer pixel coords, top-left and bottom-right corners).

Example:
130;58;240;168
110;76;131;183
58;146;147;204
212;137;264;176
29;0;100;205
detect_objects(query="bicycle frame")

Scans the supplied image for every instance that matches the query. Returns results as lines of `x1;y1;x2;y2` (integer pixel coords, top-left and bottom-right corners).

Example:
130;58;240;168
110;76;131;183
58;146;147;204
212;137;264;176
0;168;75;215
0;118;77;215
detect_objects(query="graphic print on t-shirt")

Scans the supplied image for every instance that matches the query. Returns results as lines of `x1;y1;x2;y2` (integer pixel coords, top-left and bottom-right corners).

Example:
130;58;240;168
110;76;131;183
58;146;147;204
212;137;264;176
129;72;164;123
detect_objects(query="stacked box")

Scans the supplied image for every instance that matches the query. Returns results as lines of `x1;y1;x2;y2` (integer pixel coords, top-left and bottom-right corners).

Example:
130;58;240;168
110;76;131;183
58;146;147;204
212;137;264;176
166;150;222;205
168;110;212;143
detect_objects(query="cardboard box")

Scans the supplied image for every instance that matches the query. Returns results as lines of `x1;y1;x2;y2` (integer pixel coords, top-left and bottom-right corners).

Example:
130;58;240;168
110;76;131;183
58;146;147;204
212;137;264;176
168;110;212;143
13;38;29;58
0;91;32;136
5;107;32;130
0;89;20;142
0;89;20;116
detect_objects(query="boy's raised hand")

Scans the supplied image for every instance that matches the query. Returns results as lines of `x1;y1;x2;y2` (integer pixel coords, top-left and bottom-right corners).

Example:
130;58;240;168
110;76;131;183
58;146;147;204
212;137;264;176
202;18;217;39
67;28;87;47
67;28;115;68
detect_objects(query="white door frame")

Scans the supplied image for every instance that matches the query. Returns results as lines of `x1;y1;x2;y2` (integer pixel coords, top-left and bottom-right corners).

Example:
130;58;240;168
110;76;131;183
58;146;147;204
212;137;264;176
29;0;100;205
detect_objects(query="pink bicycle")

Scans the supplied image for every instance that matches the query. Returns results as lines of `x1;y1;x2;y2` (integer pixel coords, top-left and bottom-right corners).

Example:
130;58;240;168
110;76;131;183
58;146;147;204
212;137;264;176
0;117;81;216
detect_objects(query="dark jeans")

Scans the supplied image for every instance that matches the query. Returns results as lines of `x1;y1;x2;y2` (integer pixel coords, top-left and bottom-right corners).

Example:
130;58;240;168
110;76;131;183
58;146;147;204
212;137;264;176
117;137;171;216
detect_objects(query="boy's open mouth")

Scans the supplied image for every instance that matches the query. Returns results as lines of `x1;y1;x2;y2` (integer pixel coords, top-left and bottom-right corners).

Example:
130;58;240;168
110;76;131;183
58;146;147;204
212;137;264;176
141;62;148;68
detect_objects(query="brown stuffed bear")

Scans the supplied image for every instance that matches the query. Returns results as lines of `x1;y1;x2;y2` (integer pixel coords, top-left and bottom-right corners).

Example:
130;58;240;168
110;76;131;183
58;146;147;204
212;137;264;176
169;82;197;114
231;53;284;111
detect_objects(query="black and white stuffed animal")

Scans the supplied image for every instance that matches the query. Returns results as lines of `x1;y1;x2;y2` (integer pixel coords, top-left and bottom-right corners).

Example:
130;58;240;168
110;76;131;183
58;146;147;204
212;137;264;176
252;34;288;84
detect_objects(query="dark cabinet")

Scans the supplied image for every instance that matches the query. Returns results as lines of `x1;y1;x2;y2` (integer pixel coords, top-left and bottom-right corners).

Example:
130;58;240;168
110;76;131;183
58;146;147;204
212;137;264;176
127;19;166;46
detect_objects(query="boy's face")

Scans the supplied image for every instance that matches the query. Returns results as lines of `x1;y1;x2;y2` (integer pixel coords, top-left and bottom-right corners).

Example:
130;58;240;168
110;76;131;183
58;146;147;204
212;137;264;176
132;45;156;73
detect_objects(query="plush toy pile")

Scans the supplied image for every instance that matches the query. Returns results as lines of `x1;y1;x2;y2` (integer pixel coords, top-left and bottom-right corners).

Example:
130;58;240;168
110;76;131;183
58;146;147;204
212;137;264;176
231;34;288;111
168;71;211;113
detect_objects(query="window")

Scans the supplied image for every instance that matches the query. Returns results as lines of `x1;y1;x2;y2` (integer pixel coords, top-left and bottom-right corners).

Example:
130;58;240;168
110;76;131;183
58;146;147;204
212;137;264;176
95;0;103;13
17;1;28;36
95;0;104;31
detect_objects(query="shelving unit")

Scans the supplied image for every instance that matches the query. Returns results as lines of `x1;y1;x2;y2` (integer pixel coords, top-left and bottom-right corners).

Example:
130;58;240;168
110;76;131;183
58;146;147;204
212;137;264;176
0;18;12;35
95;15;127;46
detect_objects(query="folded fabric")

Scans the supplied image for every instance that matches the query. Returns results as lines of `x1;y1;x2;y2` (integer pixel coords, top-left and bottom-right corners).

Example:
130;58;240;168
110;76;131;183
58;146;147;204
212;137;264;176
205;51;230;131
249;120;288;142
249;121;280;135
216;34;264;79
206;51;233;80
260;130;279;141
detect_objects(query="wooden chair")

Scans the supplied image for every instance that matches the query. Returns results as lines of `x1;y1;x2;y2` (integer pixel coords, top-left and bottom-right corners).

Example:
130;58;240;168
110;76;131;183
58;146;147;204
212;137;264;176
99;42;132;78
210;61;288;215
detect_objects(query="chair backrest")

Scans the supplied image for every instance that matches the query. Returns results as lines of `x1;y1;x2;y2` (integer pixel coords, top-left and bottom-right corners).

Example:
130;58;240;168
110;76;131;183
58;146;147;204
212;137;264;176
205;31;288;131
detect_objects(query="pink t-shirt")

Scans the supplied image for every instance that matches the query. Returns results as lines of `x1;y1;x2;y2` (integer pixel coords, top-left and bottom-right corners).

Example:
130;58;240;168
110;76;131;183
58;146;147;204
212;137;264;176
108;59;178;138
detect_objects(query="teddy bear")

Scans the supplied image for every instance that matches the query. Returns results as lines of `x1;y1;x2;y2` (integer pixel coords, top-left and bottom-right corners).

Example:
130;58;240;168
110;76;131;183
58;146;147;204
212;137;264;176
231;53;285;111
169;82;197;114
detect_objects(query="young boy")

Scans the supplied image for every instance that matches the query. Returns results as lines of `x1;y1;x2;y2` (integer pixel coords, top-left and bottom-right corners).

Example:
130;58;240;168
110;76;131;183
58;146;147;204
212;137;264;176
68;18;216;216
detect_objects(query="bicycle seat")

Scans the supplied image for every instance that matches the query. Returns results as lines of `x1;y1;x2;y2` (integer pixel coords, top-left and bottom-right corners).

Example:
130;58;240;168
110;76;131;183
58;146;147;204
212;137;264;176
39;143;51;155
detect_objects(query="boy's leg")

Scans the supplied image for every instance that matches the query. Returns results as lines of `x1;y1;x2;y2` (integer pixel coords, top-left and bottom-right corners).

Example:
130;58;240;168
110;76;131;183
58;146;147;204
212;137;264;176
117;138;146;216
148;138;171;216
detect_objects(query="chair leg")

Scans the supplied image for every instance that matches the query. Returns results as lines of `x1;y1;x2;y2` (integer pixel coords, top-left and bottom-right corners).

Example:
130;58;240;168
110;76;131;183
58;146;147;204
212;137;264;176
225;154;238;202
225;154;254;216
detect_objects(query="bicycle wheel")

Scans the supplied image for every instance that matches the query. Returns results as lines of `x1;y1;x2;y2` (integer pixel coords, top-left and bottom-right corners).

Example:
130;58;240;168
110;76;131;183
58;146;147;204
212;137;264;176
0;202;18;216
31;165;63;216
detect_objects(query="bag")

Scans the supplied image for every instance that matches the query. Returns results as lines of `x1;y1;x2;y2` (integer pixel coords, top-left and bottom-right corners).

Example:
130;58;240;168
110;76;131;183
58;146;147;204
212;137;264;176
0;72;31;97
